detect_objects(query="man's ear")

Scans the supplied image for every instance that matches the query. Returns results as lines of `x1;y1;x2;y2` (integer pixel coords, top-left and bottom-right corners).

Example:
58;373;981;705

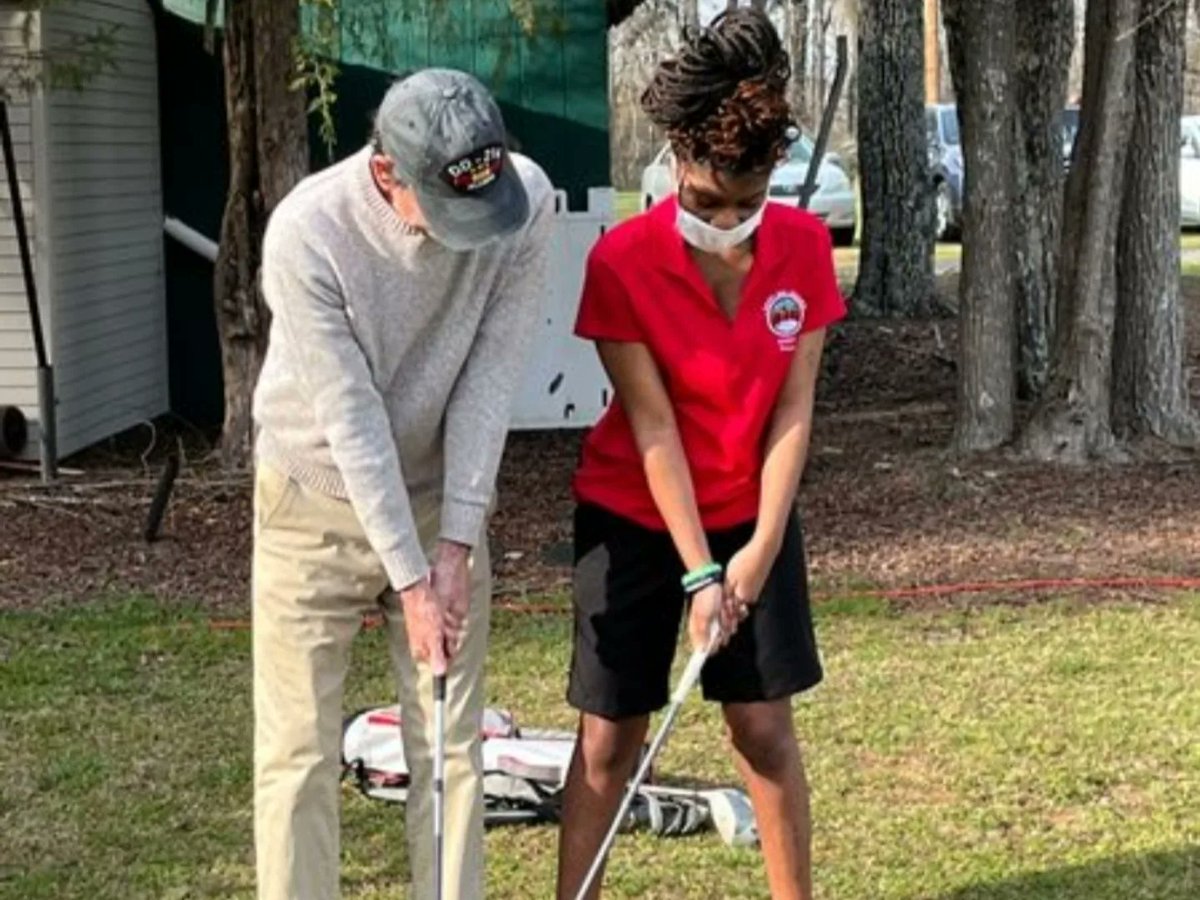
370;153;398;190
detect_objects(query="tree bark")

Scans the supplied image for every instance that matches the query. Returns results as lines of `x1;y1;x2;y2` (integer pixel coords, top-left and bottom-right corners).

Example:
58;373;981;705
1011;0;1073;400
214;0;308;468
610;2;679;190
811;0;827;111
944;0;1017;451
253;1;309;213
854;0;936;317
785;0;810;120
1019;0;1138;462
1113;0;1200;443
679;0;699;29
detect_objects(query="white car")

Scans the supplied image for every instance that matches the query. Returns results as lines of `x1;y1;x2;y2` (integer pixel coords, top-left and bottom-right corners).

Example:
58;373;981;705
1182;116;1200;227
638;131;858;246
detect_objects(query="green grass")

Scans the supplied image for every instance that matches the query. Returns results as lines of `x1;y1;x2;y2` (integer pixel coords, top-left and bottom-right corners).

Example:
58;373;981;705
2;595;1199;899
615;191;643;222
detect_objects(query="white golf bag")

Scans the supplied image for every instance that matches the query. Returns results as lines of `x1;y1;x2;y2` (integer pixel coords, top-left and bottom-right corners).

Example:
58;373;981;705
341;704;758;846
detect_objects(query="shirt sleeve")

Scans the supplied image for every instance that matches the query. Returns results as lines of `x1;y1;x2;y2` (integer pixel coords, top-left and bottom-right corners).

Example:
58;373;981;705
801;224;847;334
260;218;429;591
439;184;555;547
574;248;643;342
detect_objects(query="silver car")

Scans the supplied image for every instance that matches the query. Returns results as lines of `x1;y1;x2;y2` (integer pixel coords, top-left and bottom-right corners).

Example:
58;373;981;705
638;131;858;246
1182;116;1200;228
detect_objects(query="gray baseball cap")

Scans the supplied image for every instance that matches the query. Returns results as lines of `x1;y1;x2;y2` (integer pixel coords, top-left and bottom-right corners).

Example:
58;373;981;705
376;69;529;251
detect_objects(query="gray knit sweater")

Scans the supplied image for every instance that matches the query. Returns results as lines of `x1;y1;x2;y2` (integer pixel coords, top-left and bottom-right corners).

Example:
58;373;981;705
253;147;553;590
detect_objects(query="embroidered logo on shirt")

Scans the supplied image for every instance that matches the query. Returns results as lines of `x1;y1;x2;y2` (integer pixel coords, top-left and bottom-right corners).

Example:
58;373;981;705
763;291;805;350
440;144;504;194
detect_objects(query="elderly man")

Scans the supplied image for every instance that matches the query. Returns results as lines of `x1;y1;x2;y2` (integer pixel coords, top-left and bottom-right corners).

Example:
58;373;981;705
250;68;552;900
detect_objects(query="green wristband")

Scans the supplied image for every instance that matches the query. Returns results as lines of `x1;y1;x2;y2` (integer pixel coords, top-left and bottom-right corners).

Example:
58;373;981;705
684;575;722;597
681;562;722;590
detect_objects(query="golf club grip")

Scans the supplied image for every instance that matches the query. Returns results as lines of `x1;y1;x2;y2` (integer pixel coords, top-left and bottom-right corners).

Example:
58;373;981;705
433;677;447;900
573;649;709;900
672;647;709;703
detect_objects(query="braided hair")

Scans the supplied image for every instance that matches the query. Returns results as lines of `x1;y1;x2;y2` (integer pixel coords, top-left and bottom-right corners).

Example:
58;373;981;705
641;8;793;175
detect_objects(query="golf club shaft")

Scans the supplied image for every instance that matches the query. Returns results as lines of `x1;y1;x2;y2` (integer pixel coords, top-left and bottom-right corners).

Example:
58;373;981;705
573;634;715;900
433;674;447;900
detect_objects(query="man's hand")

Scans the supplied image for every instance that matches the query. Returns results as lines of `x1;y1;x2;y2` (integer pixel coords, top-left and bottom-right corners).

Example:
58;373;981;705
399;578;449;676
724;538;776;622
430;540;471;658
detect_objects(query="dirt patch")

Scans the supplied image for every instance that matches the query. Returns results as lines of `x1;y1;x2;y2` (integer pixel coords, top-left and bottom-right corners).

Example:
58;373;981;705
2;281;1198;614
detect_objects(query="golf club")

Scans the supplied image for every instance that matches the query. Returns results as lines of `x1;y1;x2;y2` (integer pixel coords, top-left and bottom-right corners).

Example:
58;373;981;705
433;672;447;900
572;620;722;900
639;784;759;847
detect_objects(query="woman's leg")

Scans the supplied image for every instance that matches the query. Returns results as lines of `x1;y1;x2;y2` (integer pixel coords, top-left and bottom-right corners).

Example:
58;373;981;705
556;712;651;900
559;505;686;898
723;699;813;900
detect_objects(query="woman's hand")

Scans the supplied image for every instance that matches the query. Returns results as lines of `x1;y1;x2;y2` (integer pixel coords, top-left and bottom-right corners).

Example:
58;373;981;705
724;538;776;618
687;582;735;652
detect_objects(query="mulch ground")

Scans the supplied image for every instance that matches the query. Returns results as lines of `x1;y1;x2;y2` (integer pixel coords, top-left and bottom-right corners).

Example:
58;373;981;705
3;280;1199;614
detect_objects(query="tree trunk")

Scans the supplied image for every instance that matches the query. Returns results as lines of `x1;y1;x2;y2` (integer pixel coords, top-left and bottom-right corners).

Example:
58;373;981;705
845;43;857;140
854;0;936;317
253;1;309;213
214;0;308;469
785;0;810;121
944;0;1017;451
679;0;699;29
1019;0;1138;462
923;0;940;102
813;0;827;111
1011;0;1073;400
1113;0;1200;443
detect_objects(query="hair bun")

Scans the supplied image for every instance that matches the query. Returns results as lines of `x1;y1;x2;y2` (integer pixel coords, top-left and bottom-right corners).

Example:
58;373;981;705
643;8;790;131
700;9;789;86
640;7;793;174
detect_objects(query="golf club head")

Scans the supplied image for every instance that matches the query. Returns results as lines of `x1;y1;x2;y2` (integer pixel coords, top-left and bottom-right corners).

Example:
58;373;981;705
705;788;758;847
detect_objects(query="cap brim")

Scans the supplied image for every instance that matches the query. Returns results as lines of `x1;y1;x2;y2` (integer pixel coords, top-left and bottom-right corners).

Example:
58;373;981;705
416;162;530;252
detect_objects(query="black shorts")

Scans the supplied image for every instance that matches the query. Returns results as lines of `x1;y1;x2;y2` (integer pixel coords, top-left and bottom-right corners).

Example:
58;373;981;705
567;503;823;719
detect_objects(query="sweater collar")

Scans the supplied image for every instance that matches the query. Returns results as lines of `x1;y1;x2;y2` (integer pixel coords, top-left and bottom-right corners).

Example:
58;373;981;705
353;146;427;241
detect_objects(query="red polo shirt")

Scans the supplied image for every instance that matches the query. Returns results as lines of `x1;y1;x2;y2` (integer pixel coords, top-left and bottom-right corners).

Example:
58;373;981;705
572;198;846;531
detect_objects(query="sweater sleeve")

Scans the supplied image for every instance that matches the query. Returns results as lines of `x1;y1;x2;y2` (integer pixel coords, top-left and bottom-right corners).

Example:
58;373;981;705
261;217;429;590
439;178;554;546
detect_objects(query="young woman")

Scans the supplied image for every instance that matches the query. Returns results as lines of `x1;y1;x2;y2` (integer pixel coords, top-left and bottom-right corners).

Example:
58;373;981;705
555;10;845;900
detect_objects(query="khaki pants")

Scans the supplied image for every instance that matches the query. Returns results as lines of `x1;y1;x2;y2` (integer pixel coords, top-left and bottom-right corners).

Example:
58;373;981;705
252;463;490;900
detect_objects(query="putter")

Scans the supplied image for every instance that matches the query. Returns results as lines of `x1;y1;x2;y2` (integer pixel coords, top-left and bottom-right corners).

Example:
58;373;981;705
572;620;722;900
433;673;447;900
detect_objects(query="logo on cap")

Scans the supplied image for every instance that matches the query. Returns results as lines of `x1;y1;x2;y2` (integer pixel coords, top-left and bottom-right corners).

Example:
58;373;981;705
440;144;504;194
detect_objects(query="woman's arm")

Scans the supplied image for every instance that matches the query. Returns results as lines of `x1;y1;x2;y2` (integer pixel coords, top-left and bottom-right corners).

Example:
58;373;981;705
755;328;827;553
725;328;827;606
595;340;732;646
595;340;712;571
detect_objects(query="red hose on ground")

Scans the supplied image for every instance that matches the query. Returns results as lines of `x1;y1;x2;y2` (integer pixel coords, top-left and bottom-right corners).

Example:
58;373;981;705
206;575;1200;630
827;575;1200;600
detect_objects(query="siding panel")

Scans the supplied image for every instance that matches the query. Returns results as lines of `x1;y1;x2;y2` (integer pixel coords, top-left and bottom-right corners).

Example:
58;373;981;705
44;0;167;458
0;10;43;440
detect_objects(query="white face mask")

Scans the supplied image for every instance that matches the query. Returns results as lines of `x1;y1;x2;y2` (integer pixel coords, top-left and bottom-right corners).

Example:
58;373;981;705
676;202;766;253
